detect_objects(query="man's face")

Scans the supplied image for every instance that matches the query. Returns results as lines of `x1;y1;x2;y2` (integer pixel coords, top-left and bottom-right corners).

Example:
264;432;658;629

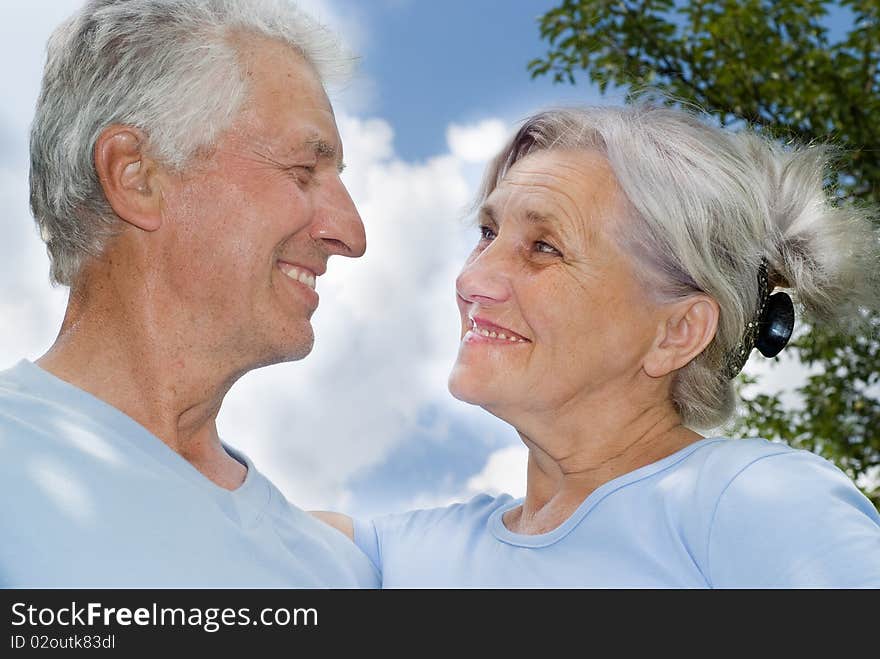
157;38;365;368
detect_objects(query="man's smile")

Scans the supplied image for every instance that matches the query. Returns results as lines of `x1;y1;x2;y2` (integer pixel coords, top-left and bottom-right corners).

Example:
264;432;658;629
278;261;317;290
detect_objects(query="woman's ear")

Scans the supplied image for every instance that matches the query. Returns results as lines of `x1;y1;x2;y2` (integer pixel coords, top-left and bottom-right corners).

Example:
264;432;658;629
94;125;163;232
644;294;719;378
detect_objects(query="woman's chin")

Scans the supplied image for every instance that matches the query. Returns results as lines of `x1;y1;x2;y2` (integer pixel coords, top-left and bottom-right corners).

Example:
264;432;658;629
447;367;485;406
448;366;507;412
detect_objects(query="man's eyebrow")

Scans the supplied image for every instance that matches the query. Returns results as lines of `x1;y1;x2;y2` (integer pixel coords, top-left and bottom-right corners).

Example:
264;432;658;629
305;137;345;173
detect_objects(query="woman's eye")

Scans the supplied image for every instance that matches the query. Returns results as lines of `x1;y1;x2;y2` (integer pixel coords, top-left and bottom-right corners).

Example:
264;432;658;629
535;241;561;256
479;225;497;242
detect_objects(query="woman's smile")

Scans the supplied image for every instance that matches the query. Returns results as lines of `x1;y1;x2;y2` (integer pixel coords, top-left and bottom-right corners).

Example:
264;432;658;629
462;316;530;344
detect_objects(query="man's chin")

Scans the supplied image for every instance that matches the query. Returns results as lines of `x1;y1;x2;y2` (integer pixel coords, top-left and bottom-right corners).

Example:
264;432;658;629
278;332;315;363
247;329;315;370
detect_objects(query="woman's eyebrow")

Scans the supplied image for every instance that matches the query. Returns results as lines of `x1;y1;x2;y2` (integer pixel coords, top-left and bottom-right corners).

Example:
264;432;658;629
478;205;561;230
479;203;593;244
524;209;557;225
477;204;498;224
525;207;596;248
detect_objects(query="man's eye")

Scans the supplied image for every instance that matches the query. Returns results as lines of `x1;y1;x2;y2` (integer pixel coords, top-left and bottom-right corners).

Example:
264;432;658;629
479;225;496;241
535;241;561;256
288;165;316;182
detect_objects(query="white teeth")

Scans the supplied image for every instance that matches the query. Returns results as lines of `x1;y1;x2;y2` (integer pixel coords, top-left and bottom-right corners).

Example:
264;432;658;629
469;321;527;342
281;264;316;290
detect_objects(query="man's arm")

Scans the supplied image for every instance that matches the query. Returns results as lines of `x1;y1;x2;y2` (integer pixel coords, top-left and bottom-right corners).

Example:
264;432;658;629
310;511;354;541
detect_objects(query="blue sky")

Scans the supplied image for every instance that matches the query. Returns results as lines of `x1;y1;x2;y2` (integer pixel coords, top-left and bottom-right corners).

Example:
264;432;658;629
0;0;852;519
331;0;604;161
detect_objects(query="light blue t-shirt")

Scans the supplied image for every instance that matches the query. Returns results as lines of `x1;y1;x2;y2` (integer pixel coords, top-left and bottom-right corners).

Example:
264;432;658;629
355;437;880;587
0;360;378;588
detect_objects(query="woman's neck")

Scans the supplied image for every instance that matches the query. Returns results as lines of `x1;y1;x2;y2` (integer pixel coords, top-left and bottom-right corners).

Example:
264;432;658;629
503;401;702;535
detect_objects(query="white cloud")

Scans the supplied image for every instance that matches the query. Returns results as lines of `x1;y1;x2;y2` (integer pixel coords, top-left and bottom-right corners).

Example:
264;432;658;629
465;445;527;498
446;119;510;164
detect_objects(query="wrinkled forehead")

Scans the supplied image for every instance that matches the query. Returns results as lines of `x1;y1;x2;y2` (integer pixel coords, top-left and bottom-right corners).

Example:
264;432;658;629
231;35;341;150
484;148;625;233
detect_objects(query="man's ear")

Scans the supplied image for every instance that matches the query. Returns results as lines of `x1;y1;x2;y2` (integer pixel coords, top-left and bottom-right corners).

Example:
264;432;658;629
94;125;163;232
644;294;720;378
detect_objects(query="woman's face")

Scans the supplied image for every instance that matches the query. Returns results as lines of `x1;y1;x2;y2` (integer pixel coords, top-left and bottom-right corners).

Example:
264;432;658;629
449;148;663;421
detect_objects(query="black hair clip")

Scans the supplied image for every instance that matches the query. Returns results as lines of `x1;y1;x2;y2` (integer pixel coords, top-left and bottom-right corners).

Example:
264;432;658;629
722;259;794;379
755;291;794;358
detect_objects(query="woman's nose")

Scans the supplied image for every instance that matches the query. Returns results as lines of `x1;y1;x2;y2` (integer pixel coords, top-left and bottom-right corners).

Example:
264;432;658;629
455;242;512;305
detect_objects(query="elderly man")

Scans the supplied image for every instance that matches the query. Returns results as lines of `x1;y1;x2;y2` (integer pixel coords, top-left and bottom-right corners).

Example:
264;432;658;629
0;0;377;587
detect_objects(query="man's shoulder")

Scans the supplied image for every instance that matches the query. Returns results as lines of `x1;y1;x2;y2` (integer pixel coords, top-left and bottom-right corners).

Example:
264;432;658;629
0;361;57;437
0;360;36;403
0;361;100;450
0;359;70;417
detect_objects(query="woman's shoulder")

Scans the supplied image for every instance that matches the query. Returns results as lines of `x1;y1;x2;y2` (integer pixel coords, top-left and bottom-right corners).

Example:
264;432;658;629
698;438;880;586
646;437;796;503
643;436;880;586
698;436;876;515
652;437;875;538
672;436;826;494
684;436;866;498
685;435;798;467
672;436;878;512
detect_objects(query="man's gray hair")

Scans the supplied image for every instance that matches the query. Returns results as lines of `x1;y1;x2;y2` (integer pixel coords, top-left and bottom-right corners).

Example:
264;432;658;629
30;0;351;286
480;105;880;429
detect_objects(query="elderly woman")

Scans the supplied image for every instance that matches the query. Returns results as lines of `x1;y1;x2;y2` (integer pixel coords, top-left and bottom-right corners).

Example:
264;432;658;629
316;105;880;587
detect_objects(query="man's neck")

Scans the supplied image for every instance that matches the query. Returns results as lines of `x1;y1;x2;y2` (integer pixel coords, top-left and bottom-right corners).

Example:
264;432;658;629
38;286;248;491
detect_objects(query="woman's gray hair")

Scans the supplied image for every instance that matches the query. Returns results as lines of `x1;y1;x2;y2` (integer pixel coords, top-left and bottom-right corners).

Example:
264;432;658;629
480;105;880;429
30;0;352;286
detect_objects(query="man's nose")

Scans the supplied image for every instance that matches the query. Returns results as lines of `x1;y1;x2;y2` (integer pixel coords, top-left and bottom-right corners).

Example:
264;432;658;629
455;240;512;306
311;174;366;258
